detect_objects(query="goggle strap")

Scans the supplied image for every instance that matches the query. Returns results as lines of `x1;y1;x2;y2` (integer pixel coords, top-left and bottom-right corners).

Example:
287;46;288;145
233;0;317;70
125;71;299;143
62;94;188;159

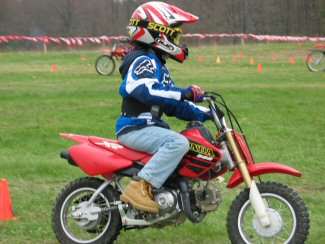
129;18;180;39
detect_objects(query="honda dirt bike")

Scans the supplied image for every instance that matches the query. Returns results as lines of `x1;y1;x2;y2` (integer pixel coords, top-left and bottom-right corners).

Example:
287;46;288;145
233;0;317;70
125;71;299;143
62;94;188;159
52;92;310;244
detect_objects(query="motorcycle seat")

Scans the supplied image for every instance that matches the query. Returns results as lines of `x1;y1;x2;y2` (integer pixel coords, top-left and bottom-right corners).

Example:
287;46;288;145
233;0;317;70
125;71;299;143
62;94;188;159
88;136;150;161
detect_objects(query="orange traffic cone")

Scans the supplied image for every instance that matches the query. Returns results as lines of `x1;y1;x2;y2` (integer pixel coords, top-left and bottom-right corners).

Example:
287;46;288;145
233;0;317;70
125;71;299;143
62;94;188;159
258;64;263;73
52;64;57;73
233;55;238;62
250;57;255;65
0;179;16;221
290;55;295;64
239;51;243;58
198;55;203;63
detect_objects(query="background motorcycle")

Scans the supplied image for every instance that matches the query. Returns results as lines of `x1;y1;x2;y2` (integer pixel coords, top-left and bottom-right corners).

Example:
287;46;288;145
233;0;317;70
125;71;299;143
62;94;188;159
306;44;325;72
95;38;131;76
52;92;310;244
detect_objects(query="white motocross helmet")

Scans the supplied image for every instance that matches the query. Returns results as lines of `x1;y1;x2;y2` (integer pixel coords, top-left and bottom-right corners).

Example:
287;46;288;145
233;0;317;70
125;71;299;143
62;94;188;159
127;1;199;62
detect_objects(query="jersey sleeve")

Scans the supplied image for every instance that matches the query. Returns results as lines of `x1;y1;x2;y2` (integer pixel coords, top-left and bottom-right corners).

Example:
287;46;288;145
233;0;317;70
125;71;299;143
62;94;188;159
163;100;210;122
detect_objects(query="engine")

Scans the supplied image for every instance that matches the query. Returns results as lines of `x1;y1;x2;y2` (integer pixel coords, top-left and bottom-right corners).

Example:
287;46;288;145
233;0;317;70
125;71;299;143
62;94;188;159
151;188;186;227
155;189;178;214
190;182;222;212
151;182;222;228
122;183;222;228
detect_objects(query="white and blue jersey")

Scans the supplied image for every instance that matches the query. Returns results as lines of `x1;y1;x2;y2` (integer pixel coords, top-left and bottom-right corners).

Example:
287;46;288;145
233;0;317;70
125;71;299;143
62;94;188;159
116;50;209;135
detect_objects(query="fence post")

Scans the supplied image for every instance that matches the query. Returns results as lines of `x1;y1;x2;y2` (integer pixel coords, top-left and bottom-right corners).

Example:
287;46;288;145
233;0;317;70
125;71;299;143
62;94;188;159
241;37;245;46
43;42;47;53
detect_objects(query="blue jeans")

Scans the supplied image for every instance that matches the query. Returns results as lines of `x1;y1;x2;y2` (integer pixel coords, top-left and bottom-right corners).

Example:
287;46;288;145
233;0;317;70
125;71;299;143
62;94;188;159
118;126;189;188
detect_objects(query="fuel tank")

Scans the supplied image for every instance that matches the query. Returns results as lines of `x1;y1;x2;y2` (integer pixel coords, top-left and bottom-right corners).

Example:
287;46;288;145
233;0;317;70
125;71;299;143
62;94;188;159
179;121;226;179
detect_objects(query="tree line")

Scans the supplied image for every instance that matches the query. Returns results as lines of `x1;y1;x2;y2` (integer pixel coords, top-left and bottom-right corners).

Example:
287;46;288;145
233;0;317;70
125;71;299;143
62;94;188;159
1;0;324;38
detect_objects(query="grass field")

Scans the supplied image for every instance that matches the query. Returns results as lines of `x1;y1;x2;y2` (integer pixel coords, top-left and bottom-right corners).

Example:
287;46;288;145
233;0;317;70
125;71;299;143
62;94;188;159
0;42;324;244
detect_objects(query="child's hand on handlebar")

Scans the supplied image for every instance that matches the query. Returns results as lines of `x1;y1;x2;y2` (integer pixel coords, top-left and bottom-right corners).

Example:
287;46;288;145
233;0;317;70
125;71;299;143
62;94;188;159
181;85;205;103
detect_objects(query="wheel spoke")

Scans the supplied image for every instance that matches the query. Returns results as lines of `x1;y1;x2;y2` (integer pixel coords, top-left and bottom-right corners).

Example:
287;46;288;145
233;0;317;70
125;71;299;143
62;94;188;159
282;224;291;236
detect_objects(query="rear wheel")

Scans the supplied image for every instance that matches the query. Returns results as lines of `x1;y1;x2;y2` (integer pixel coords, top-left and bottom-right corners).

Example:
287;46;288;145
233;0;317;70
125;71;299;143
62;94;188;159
95;55;116;76
52;177;122;244
306;50;325;72
227;182;309;244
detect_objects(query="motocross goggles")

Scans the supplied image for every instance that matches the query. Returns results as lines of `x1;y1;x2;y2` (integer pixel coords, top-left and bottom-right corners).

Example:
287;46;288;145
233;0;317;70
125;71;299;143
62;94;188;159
172;27;183;45
129;18;183;45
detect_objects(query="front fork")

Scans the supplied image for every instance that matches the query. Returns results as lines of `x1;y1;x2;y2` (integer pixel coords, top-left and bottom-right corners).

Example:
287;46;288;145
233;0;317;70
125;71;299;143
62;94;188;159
225;131;271;227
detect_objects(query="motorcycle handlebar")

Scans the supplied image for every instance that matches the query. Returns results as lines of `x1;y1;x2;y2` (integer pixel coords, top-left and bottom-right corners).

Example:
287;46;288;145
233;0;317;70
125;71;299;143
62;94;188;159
203;94;226;129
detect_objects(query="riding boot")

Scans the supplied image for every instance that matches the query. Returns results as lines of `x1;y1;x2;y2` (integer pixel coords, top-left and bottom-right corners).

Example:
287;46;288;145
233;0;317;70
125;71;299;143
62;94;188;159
120;179;159;213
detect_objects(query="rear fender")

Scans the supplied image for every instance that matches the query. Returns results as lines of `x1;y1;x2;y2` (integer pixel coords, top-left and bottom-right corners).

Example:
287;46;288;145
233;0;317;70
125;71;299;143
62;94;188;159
227;162;302;188
69;143;133;176
60;133;134;176
60;133;88;144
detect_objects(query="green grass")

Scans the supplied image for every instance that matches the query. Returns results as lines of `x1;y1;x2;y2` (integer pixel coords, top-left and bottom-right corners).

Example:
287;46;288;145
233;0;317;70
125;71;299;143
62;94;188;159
0;42;324;243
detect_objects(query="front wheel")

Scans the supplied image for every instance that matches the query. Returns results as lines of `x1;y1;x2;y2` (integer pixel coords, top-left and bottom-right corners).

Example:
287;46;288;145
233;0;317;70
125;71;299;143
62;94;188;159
306;50;325;72
52;177;122;244
227;182;309;244
95;55;116;76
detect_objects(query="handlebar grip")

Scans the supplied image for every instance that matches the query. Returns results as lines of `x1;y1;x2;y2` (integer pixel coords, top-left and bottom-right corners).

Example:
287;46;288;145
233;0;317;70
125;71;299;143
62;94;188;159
184;90;193;100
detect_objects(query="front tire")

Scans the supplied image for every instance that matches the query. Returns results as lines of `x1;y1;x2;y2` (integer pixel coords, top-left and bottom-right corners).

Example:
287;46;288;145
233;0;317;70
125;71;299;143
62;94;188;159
95;55;116;76
52;177;122;244
306;50;325;72
227;182;309;244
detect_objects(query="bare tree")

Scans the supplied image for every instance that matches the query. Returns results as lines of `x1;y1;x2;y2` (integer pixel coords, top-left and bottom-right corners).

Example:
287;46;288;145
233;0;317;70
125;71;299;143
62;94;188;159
0;0;324;39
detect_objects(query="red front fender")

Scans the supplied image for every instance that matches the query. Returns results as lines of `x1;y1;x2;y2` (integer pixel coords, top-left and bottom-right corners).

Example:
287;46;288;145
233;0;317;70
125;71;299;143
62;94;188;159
227;162;302;188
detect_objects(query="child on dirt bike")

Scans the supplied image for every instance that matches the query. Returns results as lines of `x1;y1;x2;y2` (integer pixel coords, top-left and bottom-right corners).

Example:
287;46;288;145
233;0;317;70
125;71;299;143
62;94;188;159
116;1;210;213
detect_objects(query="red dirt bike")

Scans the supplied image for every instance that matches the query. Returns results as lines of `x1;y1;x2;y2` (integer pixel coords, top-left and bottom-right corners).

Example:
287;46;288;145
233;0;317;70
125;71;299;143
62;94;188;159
52;92;310;244
306;44;325;72
95;43;132;76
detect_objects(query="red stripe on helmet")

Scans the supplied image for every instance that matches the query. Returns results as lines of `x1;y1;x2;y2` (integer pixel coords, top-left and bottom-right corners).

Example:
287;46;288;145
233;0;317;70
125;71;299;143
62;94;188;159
132;7;148;20
132;28;146;41
145;5;169;25
169;5;199;23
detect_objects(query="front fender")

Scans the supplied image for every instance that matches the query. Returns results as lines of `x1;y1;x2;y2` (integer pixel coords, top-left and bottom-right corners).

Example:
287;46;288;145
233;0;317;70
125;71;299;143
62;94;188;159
227;162;302;188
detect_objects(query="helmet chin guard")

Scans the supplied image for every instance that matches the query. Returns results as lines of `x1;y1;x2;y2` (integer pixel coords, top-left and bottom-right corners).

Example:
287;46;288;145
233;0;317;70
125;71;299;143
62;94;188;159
127;1;199;63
